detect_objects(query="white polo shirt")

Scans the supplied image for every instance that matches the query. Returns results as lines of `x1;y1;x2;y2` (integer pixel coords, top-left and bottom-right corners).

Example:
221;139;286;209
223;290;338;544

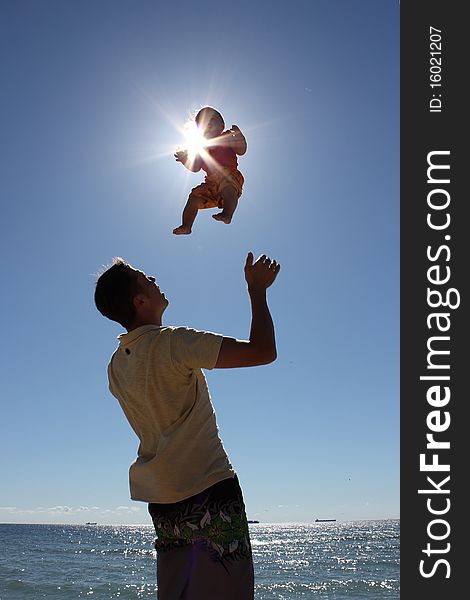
108;325;235;503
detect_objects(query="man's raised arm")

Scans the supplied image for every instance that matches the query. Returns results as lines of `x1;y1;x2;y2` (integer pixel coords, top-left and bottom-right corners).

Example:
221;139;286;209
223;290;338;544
214;252;280;368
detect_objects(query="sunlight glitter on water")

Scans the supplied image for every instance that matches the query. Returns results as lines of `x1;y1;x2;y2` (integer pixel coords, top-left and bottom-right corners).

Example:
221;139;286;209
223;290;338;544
1;521;399;599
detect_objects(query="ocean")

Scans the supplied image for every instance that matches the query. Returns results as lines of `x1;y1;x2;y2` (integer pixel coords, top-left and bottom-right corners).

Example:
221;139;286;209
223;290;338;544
0;520;399;599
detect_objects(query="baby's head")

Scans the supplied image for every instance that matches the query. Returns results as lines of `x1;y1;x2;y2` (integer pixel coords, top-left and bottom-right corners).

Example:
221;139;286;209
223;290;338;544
195;107;225;139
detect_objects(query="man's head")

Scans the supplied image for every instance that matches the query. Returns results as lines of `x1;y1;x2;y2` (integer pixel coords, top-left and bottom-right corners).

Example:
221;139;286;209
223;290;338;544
94;258;168;330
195;106;225;139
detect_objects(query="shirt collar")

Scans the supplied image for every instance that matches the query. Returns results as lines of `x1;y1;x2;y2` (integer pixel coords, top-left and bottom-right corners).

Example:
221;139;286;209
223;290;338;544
117;324;162;345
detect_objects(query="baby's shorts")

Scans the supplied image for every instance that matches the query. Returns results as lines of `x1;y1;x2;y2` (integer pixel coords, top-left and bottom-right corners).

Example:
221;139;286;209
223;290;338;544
191;168;244;209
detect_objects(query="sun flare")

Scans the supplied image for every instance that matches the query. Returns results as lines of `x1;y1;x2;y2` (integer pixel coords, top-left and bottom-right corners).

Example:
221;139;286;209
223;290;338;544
181;120;207;160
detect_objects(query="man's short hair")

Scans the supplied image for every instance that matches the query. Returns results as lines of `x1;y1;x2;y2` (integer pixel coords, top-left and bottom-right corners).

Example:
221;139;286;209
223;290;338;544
94;258;142;329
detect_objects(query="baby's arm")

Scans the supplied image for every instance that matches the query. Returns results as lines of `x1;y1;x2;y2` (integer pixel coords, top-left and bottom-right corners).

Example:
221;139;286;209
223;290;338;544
228;125;247;156
174;150;202;172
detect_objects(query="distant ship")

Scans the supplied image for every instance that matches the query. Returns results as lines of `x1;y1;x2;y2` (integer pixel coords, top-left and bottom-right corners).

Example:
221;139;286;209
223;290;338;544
247;520;260;524
85;522;97;525
315;518;336;522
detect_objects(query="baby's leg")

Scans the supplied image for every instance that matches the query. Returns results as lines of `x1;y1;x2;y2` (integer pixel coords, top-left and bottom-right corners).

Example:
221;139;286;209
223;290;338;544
173;193;201;235
212;185;238;224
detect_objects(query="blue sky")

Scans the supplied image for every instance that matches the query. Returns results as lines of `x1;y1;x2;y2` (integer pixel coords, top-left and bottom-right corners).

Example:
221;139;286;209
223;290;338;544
0;0;399;524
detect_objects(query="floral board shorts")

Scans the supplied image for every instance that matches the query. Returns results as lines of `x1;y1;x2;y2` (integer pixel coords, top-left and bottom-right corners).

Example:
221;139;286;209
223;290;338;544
191;168;244;209
148;476;254;600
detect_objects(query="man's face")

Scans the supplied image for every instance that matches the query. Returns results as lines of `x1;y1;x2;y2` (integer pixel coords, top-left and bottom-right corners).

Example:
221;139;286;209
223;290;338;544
135;271;168;315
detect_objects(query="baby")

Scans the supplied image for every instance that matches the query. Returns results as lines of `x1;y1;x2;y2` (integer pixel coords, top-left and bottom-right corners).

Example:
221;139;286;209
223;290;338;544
173;107;247;234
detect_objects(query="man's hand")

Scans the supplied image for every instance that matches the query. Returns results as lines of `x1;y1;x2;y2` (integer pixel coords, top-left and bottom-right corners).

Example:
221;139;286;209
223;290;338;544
215;252;279;369
244;252;280;292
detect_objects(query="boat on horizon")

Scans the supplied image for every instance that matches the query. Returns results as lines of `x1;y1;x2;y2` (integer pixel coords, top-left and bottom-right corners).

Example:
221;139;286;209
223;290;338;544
315;518;336;522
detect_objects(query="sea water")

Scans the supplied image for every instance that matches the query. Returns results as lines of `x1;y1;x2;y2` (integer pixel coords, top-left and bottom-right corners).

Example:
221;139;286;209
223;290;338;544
0;520;399;599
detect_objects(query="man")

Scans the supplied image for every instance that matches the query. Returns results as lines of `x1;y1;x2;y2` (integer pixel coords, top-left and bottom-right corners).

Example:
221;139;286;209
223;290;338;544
94;251;280;599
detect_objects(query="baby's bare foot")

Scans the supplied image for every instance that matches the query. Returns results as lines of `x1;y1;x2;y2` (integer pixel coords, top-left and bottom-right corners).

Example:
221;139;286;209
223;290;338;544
212;212;232;224
173;225;192;235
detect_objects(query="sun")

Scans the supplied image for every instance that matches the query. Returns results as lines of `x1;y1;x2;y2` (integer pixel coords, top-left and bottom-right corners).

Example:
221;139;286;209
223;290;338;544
182;120;207;160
